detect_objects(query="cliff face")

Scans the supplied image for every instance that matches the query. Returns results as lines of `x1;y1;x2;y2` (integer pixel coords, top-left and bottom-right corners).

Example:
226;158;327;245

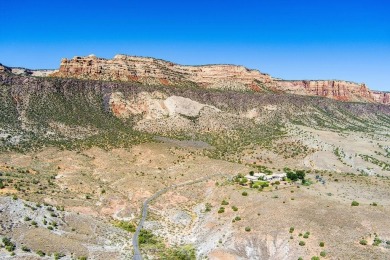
372;91;390;105
45;54;390;105
275;80;384;103
51;54;274;91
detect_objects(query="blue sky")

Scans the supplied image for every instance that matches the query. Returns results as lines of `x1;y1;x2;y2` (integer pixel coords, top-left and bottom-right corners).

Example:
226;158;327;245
1;0;389;90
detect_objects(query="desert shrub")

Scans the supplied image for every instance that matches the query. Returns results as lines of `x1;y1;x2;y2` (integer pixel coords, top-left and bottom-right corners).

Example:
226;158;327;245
242;191;248;196
311;257;320;260
36;250;45;257
351;201;359;206
359;239;367;245
234;216;241;221
289;227;294;233
54;252;65;259
221;200;229;205
373;236;382;246
114;221;135;232
139;229;157;245
218;207;225;213
371;202;378;206
260;182;269;188
231;205;238;211
299;241;305;246
205;203;212;212
22;246;31;252
319;241;325;247
24;216;31;221
320;251;326;257
245;227;251;232
160;245;196;260
3;238;15;252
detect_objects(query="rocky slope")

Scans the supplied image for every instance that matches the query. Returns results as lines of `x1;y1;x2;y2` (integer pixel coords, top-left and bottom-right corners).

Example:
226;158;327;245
49;54;389;104
0;63;56;77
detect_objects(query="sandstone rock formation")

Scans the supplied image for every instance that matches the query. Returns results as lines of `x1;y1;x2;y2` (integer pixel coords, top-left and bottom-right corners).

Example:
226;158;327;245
372;91;390;104
274;80;384;103
2;54;388;105
50;54;389;105
51;54;274;91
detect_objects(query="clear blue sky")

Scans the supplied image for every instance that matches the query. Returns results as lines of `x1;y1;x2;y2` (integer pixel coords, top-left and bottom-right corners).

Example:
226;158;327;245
1;0;389;90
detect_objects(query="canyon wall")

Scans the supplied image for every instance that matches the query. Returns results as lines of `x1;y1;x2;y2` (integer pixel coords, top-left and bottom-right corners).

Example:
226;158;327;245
19;54;389;105
51;54;274;91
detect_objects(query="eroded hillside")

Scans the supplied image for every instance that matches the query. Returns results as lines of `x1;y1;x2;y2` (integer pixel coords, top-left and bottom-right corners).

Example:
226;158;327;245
0;71;390;259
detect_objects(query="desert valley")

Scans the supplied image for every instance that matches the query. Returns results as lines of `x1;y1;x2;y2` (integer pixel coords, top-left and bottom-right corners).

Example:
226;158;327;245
0;54;389;260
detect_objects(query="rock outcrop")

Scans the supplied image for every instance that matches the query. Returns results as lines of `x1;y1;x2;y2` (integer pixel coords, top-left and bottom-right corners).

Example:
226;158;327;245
3;54;388;105
371;91;390;105
0;63;11;73
274;80;384;103
51;54;274;91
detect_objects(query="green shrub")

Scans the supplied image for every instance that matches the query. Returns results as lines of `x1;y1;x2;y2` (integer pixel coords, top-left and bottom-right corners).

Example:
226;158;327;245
114;221;135;232
231;205;238;211
289;227;294;233
139;229;158;245
373;236;382;246
319;241;325;247
245;227;251;232
160;245;196;260
22;246;31;252
218;207;225;213
36;250;45;257
299;241;305;246
2;238;15;252
205;203;212;212
24;216;31;221
221;200;229;205
54;252;65;259
242;191;248;196
351;201;359;206
234;216;241;221
311;257;320;260
320;251;326;257
359;239;367;245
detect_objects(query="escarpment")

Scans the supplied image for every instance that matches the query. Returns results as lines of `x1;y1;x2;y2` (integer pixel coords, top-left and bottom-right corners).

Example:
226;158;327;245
2;54;388;104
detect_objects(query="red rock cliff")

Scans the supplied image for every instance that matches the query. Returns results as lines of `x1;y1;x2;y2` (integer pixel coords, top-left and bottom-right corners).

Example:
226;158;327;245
51;54;274;91
50;54;389;104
